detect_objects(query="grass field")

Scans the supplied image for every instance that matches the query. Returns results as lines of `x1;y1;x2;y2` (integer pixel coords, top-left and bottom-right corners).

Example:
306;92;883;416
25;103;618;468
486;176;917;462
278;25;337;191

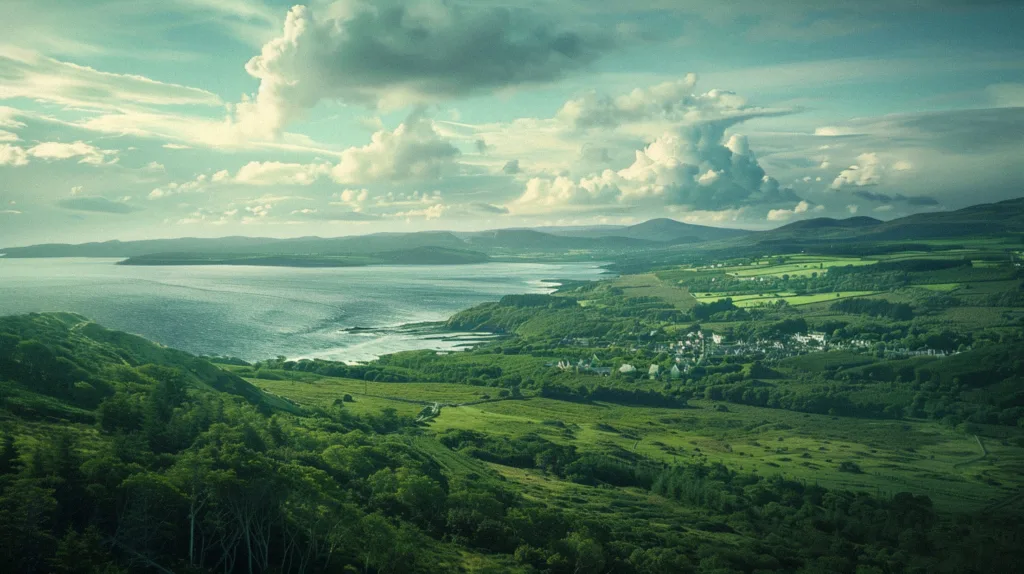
611;273;697;310
697;291;879;308
249;371;1024;512
424;396;1022;512
249;376;498;417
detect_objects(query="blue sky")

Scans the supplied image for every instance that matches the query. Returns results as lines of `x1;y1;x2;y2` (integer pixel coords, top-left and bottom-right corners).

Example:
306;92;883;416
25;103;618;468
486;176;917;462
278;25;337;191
1;0;1022;245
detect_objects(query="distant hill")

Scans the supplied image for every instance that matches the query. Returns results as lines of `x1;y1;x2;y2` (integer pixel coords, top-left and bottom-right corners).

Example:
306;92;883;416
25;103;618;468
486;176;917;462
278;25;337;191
1;217;747;262
4;200;1022;265
537;218;748;242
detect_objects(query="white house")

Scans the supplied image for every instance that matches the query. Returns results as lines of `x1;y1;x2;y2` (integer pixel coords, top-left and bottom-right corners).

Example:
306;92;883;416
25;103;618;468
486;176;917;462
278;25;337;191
648;364;660;379
619;364;636;374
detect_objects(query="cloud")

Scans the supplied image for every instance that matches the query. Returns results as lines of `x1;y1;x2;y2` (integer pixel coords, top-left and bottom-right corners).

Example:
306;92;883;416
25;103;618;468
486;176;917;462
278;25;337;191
0;144;28;166
330;114;460;184
851;189;939;206
830;152;916;190
510;174;622;214
162;143;191;150
557;74;697;130
556;74;791;131
26;141;117;165
766;200;822;221
814;126;862;137
0;130;17;142
388;203;448;220
468;202;509;215
58;196;138;214
986;83;1024;108
232;1;614;136
510;95;803;215
830;152;883;188
332;188;370;210
234;161;331;186
501;159;521;174
0;46;222;110
149;172;219;199
288;208;380;221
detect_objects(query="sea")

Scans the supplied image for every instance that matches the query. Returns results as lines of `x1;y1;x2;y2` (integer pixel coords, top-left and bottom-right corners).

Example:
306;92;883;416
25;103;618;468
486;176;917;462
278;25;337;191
0;258;607;362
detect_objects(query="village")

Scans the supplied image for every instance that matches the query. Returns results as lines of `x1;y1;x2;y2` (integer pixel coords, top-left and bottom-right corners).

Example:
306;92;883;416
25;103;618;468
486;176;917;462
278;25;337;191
548;327;957;382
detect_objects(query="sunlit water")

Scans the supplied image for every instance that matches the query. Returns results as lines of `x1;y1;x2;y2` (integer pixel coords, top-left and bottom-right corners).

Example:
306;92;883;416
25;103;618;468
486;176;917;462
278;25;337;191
0;258;607;362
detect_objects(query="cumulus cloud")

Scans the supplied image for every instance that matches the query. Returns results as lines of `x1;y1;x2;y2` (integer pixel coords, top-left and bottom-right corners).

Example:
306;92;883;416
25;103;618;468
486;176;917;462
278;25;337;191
0;144;29;166
58;196;138;214
830;152;914;190
234;161;331;186
0;141;115;166
233;1;613;137
389;203;448;220
149;172;218;199
556;74;790;131
331;114;460;184
766;200;822;221
26;141;117;165
510;119;800;215
509;173;622;214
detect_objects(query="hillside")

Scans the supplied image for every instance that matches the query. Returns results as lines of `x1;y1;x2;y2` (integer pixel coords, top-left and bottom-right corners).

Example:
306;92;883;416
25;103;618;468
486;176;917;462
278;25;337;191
0;312;295;420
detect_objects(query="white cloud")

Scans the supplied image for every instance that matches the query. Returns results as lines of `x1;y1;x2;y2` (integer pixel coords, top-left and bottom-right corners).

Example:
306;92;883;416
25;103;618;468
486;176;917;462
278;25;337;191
389;203;448;220
332;188;370;210
0;130;17;142
26;141;117;165
510;118;800;215
830;152;914;190
509;173;622;214
0;46;222;110
766;200;818;221
0;144;29;166
830;152;882;189
814;126;861;137
234;161;331;186
330;115;460;184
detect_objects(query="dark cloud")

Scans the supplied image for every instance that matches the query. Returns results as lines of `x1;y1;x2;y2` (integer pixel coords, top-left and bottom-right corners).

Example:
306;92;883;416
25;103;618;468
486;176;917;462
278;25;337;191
58;196;138;214
852;190;939;206
502;159;521;174
239;1;615;134
474;139;490;155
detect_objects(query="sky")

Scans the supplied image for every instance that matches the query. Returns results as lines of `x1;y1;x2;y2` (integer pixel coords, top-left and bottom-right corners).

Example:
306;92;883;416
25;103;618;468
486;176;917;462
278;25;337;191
1;0;1022;246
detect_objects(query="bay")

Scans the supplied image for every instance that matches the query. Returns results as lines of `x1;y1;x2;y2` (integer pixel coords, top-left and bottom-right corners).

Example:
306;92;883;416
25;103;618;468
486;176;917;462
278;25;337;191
0;258;607;362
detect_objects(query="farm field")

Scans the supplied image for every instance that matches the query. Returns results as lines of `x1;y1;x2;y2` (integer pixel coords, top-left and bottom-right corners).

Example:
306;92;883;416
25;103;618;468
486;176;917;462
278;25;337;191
697;290;879;307
424;395;1021;513
610;273;697;310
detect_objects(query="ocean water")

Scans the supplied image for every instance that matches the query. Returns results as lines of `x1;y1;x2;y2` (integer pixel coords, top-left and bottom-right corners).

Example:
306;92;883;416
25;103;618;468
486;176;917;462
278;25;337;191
0;258;607;362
